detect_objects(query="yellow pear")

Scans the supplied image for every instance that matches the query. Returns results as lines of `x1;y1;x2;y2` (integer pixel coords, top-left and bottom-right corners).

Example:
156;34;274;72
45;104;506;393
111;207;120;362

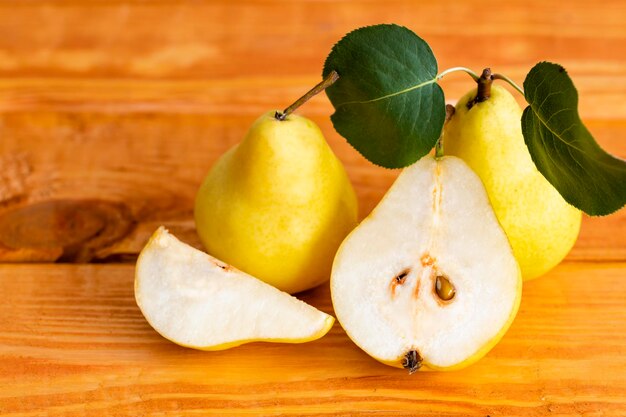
195;111;358;294
331;155;521;372
444;84;582;280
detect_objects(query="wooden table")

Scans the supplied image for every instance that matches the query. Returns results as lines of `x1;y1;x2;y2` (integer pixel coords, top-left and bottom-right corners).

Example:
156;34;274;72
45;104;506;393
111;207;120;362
1;1;625;415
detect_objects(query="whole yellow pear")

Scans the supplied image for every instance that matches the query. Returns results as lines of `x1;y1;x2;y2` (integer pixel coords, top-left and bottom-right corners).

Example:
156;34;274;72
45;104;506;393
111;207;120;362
444;84;582;280
195;111;358;294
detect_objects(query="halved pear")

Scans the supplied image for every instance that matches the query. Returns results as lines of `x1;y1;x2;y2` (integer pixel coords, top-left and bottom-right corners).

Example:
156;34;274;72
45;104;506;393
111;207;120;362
135;227;334;350
331;155;522;372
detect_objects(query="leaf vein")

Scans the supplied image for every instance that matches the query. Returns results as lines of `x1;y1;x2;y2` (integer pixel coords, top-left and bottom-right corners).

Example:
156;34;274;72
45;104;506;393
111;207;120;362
334;78;437;108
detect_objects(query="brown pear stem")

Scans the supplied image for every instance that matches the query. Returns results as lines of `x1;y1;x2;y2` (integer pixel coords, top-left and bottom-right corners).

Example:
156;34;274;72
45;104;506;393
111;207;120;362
275;70;340;121
435;104;456;158
475;68;493;103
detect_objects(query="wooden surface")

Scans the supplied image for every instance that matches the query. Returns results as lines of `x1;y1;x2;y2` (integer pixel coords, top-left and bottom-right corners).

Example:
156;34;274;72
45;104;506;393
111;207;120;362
1;262;625;416
0;1;625;415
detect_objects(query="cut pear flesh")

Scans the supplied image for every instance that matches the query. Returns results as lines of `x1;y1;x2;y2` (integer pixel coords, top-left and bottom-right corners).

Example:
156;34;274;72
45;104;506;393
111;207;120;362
135;227;334;350
331;156;522;371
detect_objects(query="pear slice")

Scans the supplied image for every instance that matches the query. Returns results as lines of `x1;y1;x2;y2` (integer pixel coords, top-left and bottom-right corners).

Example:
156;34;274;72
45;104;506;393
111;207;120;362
331;155;522;372
135;227;334;350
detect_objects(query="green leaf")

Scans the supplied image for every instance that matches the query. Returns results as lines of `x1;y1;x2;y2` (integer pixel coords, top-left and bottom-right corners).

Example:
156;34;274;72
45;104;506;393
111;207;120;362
323;24;445;168
521;62;626;215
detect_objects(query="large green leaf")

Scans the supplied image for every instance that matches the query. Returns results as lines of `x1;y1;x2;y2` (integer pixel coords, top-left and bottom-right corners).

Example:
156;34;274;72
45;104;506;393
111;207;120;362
323;24;445;168
522;62;626;215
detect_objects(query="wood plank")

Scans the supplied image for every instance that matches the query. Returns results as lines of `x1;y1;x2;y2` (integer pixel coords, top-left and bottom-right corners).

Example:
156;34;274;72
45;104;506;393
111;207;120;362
0;0;624;119
0;261;625;416
0;0;624;415
0;0;624;263
0;112;624;262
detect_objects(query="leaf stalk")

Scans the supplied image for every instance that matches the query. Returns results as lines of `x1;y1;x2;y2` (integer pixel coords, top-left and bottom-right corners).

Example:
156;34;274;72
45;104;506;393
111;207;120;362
436;66;480;82
492;73;525;95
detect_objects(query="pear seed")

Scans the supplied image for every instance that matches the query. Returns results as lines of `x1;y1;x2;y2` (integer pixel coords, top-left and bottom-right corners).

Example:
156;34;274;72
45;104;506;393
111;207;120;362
395;269;409;284
435;275;455;301
389;269;411;298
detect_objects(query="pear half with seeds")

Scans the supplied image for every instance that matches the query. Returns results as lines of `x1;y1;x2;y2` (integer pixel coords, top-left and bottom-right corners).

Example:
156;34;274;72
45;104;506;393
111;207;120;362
331;155;522;372
135;227;334;350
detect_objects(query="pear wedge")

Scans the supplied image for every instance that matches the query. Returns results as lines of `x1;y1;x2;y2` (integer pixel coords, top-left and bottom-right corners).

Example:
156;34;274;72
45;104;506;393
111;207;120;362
135;227;334;350
331;156;522;372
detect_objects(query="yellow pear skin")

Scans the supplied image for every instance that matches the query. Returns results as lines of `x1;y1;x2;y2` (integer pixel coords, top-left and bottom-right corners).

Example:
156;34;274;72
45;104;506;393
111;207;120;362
444;85;582;280
195;111;358;294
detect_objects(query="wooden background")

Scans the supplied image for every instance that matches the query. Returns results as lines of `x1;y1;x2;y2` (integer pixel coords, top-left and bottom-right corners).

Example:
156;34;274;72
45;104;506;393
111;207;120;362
0;0;625;415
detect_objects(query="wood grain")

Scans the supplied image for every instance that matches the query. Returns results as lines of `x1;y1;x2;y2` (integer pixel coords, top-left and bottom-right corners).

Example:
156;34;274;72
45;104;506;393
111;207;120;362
0;112;624;262
0;0;624;118
1;261;625;416
0;0;624;263
0;0;625;415
0;0;625;262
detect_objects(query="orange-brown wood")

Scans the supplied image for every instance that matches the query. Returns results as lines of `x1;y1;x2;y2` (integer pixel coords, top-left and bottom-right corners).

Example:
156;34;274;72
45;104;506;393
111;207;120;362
0;0;625;415
1;262;625;416
0;112;624;262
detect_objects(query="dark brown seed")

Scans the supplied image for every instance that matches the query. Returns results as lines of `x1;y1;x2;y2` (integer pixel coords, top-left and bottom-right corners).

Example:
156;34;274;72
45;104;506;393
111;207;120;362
395;269;409;284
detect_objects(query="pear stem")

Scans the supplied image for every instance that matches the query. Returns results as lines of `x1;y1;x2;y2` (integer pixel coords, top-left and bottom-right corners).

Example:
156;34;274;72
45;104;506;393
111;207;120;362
275;70;340;121
434;138;444;159
475;68;493;103
435;104;456;159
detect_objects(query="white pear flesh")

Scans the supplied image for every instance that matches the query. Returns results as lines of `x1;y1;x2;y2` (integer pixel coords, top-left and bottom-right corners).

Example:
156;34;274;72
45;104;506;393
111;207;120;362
331;156;521;371
135;227;334;350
